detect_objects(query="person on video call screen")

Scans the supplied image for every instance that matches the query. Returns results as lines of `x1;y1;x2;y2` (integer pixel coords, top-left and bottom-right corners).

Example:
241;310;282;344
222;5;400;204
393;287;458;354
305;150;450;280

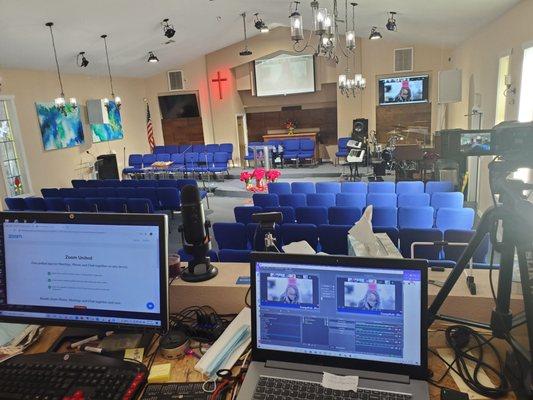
358;283;381;310
394;80;412;102
280;280;300;304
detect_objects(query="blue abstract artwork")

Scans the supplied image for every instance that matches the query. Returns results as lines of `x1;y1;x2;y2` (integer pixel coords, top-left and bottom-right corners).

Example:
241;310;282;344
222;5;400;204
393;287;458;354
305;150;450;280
35;102;84;151
90;101;124;143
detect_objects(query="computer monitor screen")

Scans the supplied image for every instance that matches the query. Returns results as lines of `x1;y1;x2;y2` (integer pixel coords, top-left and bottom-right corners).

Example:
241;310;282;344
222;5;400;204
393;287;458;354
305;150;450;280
0;212;168;331
460;131;492;154
253;257;425;368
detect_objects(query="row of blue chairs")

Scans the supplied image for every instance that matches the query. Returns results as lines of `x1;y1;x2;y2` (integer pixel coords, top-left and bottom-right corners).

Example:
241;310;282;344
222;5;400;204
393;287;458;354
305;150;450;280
244;139;315;166
71;178;198;190
123;152;230;175
154;143;232;156
235;205;474;231
252;192;464;210
267;180;455;195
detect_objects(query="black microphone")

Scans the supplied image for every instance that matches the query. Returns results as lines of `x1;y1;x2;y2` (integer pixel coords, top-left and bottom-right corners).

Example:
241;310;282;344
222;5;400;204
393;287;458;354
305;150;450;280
179;184;218;282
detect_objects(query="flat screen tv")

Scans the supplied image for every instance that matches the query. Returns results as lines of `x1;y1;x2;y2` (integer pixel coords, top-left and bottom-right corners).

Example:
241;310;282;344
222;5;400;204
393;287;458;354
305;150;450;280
254;53;316;97
378;75;429;106
158;94;200;119
460;131;492;154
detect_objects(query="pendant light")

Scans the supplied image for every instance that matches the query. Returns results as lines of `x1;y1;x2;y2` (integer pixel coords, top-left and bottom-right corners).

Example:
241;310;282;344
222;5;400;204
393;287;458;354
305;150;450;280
45;22;77;115
239;12;252;56
101;34;121;109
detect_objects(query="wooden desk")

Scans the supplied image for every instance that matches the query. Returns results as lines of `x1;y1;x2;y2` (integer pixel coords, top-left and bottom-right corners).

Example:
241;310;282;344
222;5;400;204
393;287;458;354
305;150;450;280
263;131;319;160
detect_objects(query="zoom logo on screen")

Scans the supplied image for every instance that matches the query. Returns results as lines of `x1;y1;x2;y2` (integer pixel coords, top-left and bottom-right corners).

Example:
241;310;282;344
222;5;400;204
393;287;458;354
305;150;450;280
146;302;155;310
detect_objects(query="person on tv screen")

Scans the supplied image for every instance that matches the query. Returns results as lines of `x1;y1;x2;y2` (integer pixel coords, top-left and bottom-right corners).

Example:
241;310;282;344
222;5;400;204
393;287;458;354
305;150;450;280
358;283;381;310
394;80;412;102
280;278;300;304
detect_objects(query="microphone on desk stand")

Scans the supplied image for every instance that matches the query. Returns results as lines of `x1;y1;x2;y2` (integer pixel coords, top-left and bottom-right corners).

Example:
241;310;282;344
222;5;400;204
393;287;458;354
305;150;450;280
179;184;218;282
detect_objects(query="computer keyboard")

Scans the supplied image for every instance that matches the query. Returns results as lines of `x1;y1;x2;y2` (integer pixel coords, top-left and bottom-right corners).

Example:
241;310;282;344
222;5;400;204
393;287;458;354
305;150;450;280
253;376;412;400
140;383;210;399
0;352;147;400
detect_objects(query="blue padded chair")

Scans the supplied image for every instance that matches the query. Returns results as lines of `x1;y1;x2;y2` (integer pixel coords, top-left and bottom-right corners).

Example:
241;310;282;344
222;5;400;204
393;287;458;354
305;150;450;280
443;230;490;264
372;207;398;228
295;206;328;225
102;179;120;187
123;154;143;174
279;193;306;208
5;197;26;211
179;144;192;153
367;193;397;208
84;180;101;188
328;207;362;226
368;181;395;193
268;182;291;195
247;222;281;251
165;145;179;154
280;223;319;250
43;197;66;211
307;193;336;208
319;225;351;255
234;206;263;225
205;144;219;153
136;188;160;210
97;187;116;198
335;138;350;162
127;198;154;213
264;206;296;224
253;193;279;208
219;143;233;165
431;192;464;209
197;152;214;171
71;180;86;188
435;208;475;231
213;223;248;250
336;193;366;210
218;249;251;263
397;193;430;207
59;188;81;198
399;228;443;259
156;153;171;162
157;188;180;212
341;182;367;193
298;139;315;163
176;179;198;192
396;181;424;194
209;152;229;174
106;198;128;213
142;154;157;167
316;182;341;194
291;182;315;194
64;198;91;212
77;188;97;198
153;146;166;154
116;187;136;198
178;249;218;263
192;144;205;153
425;181;454;194
282;139;300;162
184;152;199;171
41;188;59;198
170;153;185;171
120;180;138;188
86;197;108;212
373;227;400;247
135;180;155;188
24;197;47;211
157;179;178;188
398;206;435;229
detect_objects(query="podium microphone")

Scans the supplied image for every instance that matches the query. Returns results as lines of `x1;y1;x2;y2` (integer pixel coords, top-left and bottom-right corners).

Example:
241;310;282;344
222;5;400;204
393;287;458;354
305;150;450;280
179;184;218;282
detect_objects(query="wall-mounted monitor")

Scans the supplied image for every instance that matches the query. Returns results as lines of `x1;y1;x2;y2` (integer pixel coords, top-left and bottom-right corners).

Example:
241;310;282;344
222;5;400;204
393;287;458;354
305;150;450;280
378;75;429;106
158;93;200;119
254;53;316;97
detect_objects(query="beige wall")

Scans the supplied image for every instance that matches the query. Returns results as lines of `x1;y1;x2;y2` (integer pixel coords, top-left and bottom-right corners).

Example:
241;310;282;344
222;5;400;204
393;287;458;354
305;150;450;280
447;0;533;129
0;68;148;194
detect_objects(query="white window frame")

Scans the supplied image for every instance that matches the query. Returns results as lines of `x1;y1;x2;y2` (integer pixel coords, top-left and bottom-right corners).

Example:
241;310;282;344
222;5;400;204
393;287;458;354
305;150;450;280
518;43;533;122
494;53;510;125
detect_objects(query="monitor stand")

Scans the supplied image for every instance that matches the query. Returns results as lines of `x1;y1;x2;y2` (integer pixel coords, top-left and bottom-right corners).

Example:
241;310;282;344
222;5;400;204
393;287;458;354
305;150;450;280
48;327;154;354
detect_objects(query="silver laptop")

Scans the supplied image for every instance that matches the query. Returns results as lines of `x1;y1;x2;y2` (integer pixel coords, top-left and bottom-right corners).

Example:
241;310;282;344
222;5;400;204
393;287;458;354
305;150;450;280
238;253;429;400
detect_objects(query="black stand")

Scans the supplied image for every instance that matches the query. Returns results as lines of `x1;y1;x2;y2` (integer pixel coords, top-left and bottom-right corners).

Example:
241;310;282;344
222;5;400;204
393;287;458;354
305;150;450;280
179;221;218;282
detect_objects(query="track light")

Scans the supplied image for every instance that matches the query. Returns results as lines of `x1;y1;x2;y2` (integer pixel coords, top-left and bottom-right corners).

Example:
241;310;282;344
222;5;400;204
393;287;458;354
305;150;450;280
147;51;159;63
254;13;269;33
386;11;397;32
77;52;89;68
162;18;176;39
369;26;382;40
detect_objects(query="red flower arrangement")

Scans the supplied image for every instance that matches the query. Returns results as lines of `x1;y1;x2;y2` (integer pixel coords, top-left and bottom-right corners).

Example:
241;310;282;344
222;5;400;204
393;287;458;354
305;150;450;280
285;120;297;135
241;168;281;192
266;169;281;182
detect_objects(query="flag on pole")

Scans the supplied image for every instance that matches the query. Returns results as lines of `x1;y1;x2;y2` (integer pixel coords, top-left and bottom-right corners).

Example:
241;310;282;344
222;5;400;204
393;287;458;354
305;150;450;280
146;103;155;152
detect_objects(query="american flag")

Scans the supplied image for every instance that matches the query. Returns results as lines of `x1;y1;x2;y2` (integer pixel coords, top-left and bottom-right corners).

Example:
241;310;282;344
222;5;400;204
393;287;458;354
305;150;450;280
146;103;155;152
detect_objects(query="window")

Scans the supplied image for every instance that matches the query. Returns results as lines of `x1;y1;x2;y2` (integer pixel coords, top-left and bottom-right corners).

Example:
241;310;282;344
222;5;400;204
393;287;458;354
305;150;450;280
0;98;30;197
495;55;509;125
518;46;533;122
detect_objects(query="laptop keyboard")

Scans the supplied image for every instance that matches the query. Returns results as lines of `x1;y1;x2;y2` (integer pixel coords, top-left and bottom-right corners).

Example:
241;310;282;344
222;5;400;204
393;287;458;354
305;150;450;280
252;376;412;400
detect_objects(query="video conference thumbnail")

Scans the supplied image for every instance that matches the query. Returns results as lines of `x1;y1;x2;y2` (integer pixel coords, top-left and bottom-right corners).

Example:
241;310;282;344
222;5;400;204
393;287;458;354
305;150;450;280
460;132;491;153
261;273;319;308
338;278;400;313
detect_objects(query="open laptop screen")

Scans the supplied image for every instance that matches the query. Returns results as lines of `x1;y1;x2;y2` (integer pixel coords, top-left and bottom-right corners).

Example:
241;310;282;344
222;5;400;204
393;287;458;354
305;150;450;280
254;259;423;367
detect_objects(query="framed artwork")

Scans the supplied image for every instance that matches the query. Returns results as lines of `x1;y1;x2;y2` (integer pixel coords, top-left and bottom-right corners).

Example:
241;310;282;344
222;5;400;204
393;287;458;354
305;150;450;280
35;102;84;150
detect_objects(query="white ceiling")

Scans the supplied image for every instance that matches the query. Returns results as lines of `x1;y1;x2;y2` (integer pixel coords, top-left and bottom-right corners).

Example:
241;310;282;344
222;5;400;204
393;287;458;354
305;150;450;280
0;0;520;78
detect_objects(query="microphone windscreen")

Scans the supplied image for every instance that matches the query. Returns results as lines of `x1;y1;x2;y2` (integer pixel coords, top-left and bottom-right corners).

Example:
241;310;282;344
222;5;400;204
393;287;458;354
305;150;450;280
181;184;200;205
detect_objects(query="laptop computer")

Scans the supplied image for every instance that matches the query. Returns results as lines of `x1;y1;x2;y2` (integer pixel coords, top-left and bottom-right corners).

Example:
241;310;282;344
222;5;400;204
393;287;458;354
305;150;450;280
238;253;429;400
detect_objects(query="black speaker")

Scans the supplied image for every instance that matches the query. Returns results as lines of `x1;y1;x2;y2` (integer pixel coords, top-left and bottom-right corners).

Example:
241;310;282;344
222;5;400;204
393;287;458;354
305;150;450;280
352;118;368;139
96;154;119;180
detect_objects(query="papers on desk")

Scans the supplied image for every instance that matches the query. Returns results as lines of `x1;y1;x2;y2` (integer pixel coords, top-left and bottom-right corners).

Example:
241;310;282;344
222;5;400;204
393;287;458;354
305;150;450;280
0;324;43;363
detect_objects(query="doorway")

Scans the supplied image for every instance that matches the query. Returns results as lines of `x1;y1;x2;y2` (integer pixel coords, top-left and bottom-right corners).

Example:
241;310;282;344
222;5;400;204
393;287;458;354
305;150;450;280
236;114;248;167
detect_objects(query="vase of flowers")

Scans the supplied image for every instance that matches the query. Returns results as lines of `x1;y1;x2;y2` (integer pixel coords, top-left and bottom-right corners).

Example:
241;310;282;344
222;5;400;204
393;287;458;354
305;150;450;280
285;120;296;135
241;168;282;192
240;170;253;191
266;169;281;183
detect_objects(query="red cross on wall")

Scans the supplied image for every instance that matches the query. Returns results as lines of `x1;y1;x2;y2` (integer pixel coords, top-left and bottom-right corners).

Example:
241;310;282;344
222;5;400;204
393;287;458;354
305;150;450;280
211;71;227;100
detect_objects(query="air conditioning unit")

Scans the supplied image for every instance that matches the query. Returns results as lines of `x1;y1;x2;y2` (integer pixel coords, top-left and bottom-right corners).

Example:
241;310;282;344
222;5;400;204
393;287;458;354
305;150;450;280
168;70;184;91
394;48;413;72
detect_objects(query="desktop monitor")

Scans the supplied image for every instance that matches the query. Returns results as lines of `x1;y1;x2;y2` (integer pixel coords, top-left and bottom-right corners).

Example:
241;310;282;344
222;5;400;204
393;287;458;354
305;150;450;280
251;253;428;379
0;212;169;331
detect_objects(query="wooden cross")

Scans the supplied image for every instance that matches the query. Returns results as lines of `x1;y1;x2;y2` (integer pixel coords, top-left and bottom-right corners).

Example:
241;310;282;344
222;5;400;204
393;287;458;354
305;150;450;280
211;71;227;100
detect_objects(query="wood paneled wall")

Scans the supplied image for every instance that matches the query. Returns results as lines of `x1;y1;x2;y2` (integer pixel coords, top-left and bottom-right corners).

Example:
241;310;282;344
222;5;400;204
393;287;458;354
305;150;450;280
161;117;204;145
376;103;432;144
246;107;338;145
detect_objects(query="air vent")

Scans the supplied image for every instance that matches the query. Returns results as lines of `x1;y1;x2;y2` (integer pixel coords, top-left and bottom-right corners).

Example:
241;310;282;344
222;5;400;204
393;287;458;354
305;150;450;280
168;70;184;91
394;48;413;72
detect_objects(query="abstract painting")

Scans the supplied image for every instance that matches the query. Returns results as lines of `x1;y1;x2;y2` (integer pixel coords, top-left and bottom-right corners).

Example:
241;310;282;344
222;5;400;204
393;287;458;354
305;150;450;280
90;100;124;143
36;102;84;151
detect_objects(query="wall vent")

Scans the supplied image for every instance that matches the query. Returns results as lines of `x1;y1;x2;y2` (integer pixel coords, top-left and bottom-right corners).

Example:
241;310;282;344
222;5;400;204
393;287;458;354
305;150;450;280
167;70;184;91
394;48;413;72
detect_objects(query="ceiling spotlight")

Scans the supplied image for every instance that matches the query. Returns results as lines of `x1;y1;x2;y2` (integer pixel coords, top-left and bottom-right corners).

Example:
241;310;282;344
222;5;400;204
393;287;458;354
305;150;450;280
147;51;159;63
254;13;269;33
77;51;89;68
239;12;252;56
162;18;176;39
386;11;397;32
369;26;382;40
